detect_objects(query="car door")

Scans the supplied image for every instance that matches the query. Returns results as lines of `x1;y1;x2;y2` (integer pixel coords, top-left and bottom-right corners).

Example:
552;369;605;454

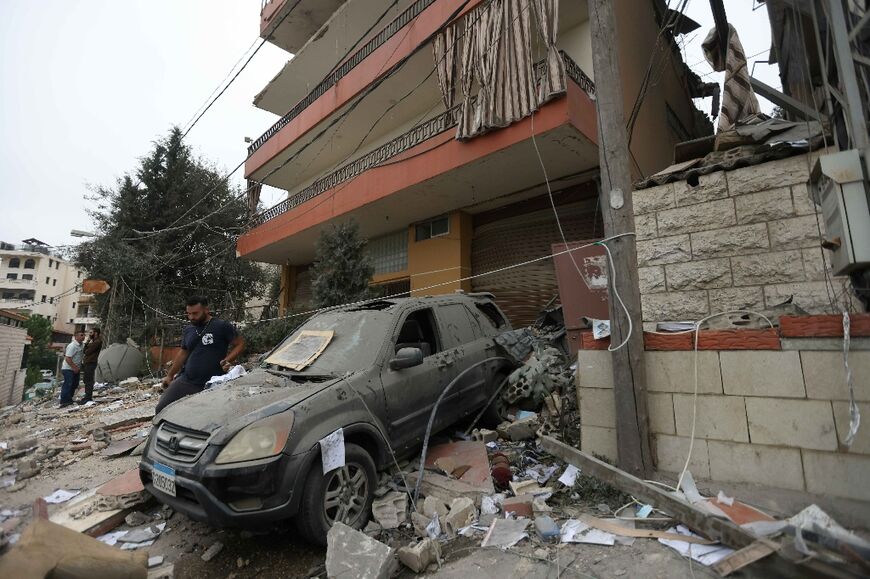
434;303;494;417
381;307;460;453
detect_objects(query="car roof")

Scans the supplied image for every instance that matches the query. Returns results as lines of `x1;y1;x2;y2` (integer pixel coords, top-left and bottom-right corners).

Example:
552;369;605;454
339;293;495;314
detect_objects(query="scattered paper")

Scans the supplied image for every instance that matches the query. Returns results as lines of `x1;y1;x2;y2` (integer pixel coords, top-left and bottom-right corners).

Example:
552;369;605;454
558;464;580;487
481;518;529;548
319;428;345;474
426;514;441;539
716;490;734;506
206;365;247;387
121;540;155;550
485;442;498;449
119;522;166;544
561;519;616;545
658;525;734;566
636;504;653;519
43;489;81;504
525;465;559;485
592;319;611;340
481;495;500;515
97;530;127;546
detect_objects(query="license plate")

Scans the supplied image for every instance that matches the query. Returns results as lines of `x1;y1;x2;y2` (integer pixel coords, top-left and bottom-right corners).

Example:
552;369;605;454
152;462;176;497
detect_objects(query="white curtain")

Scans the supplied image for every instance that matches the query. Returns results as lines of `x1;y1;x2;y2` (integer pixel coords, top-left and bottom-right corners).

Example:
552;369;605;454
532;0;565;102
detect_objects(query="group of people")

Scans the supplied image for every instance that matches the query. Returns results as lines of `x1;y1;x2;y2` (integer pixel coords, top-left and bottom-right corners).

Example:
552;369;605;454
59;327;103;407
57;296;245;413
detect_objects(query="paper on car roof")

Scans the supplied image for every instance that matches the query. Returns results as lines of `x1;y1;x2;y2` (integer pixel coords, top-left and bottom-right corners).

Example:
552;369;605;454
265;330;334;370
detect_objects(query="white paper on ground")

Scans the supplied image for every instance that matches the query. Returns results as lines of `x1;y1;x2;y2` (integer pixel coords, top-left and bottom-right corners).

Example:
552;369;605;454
481;495;499;515
97;530;128;546
43;489;81;504
558;464;580;487
481;518;529;548
658;525;734;566
206;365;247;387
560;519;616;546
319;428;345;474
121;540;155;550
426;514;441;538
592;319;611;340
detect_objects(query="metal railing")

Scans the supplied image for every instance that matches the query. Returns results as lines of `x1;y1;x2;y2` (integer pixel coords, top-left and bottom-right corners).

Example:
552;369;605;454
248;0;438;156
250;52;594;229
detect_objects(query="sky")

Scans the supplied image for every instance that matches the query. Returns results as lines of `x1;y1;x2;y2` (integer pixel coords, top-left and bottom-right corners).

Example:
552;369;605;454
0;0;780;252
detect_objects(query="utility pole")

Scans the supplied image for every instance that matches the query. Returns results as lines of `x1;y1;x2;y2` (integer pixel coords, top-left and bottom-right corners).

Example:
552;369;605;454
588;0;653;477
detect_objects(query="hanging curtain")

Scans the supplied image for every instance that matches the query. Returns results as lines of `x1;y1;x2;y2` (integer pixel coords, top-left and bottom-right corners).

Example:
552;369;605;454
456;6;481;139
246;180;262;216
531;0;565;102
433;26;457;109
702;23;761;131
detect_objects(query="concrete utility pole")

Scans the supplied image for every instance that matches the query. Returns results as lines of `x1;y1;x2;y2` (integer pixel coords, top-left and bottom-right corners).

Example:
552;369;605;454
588;0;653;477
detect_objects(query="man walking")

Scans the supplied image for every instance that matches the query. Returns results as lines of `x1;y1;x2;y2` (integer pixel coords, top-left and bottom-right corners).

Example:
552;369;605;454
59;331;86;408
156;296;245;414
78;327;103;404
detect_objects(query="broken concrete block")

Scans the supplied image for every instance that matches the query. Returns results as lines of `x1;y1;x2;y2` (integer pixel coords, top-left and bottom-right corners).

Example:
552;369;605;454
443;497;476;537
407;472;488;506
397;538;441;573
148;555;164;568
422;496;448;519
124;511;151;527
410;512;431;538
471;428;498;443
503;495;533;518
533;497;553;514
16;460;40;480
326;522;395;579
502;417;540;441
370;491;407;530
509;479;543;496
201;541;223;562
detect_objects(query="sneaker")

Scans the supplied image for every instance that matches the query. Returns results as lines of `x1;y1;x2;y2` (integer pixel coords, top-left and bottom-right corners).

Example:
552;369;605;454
76;398;93;405
58;402;73;408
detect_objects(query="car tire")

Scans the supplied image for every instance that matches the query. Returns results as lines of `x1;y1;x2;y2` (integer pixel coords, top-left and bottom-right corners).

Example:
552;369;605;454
479;373;510;429
295;442;376;546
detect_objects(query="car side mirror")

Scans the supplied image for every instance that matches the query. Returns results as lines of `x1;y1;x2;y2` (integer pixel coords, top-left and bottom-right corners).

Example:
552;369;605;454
390;347;423;370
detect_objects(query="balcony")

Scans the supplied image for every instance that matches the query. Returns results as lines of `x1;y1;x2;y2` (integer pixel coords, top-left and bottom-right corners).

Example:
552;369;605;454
260;0;349;54
73;317;101;326
1;278;38;289
238;53;599;264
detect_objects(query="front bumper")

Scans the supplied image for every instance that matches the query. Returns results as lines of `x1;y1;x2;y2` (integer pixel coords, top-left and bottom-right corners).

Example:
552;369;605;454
139;433;315;527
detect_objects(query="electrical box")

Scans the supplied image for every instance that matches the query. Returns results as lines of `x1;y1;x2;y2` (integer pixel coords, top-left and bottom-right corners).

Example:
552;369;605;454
810;149;870;276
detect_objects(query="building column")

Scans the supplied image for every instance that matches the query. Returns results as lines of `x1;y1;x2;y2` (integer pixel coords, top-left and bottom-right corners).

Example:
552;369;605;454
408;210;472;296
279;264;297;315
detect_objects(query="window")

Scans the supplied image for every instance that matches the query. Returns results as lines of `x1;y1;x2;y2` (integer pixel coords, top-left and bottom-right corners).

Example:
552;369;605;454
22;274;33;280
77;271;82;278
366;230;408;274
45;277;50;284
8;258;19;268
23;259;35;269
49;297;53;304
476;302;507;329
72;302;76;310
2;292;14;299
41;295;46;303
6;273;17;280
55;262;59;270
414;215;450;242
52;279;57;286
438;303;478;347
395;309;441;358
48;259;53;267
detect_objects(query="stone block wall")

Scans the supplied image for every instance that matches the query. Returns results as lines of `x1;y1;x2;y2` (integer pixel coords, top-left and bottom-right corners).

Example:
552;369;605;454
634;155;851;322
576;346;870;502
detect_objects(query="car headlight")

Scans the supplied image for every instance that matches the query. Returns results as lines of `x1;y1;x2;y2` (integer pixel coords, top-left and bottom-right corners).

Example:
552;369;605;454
215;411;294;464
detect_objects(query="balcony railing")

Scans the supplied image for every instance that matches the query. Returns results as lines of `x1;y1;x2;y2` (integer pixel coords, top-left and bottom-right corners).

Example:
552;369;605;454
250;51;594;228
0;279;38;288
248;0;438;156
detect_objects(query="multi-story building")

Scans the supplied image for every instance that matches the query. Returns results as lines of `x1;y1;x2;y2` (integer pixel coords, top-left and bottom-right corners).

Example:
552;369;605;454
0;239;99;333
239;0;713;326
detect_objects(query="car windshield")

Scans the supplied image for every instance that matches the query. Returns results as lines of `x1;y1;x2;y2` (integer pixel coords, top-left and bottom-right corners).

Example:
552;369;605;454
268;309;391;373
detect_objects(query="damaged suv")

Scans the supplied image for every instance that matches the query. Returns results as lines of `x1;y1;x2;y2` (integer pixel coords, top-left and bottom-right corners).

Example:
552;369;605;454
139;294;514;544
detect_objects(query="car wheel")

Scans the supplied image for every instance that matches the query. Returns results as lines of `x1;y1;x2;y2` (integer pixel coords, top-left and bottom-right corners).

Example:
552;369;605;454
296;443;376;546
479;373;510;429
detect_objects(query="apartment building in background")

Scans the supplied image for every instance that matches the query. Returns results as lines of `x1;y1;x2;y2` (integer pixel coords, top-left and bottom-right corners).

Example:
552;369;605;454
239;0;714;326
0;239;100;333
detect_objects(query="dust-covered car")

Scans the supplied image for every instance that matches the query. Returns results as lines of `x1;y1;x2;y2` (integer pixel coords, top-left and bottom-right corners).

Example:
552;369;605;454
139;294;514;544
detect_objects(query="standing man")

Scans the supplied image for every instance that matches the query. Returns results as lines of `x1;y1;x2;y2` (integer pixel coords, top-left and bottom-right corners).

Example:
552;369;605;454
78;327;103;404
156;296;245;414
59;331;86;408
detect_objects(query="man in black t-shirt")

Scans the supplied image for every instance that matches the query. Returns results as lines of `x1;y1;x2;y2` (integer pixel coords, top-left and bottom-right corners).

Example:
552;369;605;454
156;296;245;414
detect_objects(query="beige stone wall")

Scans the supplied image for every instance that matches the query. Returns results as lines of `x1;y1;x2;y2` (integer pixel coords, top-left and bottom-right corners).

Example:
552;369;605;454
0;323;27;405
576;348;870;502
634;156;851;322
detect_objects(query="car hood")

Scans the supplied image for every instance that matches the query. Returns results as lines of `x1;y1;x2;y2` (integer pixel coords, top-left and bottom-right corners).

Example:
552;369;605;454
156;368;342;442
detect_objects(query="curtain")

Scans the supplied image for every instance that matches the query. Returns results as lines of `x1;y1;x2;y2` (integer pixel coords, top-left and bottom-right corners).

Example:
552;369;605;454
433;26;457;109
532;0;565;102
456;6;480;139
702;24;761;131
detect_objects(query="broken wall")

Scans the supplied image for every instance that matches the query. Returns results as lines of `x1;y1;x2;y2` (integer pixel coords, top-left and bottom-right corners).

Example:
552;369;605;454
0;322;27;405
633;154;853;323
576;339;870;504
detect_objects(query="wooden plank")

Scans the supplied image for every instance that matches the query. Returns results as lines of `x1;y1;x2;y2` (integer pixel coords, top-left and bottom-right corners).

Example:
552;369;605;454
712;541;778;576
540;436;754;549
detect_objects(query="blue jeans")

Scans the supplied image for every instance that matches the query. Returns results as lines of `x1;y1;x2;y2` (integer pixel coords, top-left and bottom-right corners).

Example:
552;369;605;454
60;369;80;403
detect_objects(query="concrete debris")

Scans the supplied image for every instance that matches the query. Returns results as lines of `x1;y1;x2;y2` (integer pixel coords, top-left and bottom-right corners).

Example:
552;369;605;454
119;522;166;544
422;495;449;519
326;522;395;579
125;511;152;527
397;538;441;573
201;541;224;562
410;511;431;538
15;460;41;480
370;491;407;530
148;555;165;568
502;495;533;518
470;428;498;443
443;497;477;537
497;416;540;441
503;345;570;405
148;563;175;579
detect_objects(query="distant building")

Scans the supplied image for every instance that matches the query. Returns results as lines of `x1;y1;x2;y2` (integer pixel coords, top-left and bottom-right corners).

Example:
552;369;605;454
0;238;100;333
0;309;29;405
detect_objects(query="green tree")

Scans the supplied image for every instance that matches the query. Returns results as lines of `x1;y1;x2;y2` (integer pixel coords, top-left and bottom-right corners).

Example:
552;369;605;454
74;128;267;347
310;221;374;308
24;315;55;387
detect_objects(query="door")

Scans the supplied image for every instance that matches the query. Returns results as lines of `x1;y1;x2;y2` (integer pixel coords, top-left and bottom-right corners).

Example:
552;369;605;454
381;307;460;453
434;303;494;415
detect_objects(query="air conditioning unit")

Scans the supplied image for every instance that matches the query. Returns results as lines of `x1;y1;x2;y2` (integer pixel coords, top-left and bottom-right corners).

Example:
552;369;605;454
810;149;870;276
